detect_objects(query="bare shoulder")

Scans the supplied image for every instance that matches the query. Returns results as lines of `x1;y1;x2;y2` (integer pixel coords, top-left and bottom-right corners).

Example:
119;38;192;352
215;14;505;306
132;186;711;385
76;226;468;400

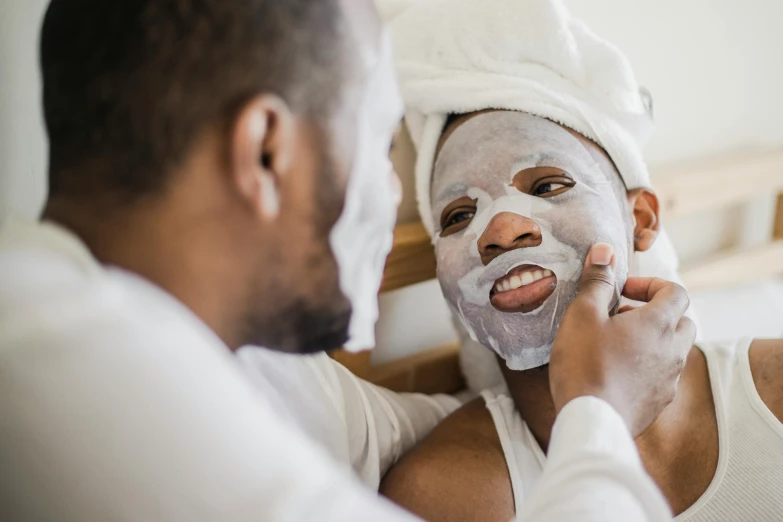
748;339;783;423
380;397;514;522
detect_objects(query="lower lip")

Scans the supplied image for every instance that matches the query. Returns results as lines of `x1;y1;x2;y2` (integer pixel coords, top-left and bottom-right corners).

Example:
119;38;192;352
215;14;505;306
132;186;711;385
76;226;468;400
490;276;558;313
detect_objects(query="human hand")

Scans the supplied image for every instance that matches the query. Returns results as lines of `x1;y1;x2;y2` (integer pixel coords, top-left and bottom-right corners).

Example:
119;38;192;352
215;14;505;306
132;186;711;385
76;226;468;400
549;243;696;437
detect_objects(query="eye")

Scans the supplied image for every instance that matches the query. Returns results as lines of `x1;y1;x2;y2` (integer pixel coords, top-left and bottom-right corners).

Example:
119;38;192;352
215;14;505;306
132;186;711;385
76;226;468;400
439;197;478;237
533;182;566;195
531;176;575;198
445;210;475;228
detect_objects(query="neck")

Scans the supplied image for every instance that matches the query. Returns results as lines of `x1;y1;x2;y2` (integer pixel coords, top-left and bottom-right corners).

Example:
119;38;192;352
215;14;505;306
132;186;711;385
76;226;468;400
499;360;558;452
43;188;251;350
500;356;695;456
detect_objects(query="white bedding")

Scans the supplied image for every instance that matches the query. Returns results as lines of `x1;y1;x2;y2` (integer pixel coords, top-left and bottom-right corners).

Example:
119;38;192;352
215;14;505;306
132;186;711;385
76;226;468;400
692;278;783;342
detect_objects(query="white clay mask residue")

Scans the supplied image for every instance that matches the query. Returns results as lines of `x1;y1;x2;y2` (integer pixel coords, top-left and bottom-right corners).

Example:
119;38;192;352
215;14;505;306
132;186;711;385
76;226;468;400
431;111;631;370
329;33;404;352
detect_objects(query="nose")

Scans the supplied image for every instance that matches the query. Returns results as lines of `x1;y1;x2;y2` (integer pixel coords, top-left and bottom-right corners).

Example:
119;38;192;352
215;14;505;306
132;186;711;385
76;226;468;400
478;212;543;266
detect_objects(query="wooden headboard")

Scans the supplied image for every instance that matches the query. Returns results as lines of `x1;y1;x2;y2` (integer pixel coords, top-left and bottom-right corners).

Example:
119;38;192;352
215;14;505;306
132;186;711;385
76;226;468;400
331;147;783;394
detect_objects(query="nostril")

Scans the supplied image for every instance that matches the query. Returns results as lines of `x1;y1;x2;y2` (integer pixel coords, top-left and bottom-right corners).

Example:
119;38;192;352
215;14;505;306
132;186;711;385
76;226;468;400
515;229;543;248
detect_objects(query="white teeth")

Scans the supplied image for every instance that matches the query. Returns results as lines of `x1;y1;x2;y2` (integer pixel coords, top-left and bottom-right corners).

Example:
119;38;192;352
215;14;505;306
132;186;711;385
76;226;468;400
495;268;556;294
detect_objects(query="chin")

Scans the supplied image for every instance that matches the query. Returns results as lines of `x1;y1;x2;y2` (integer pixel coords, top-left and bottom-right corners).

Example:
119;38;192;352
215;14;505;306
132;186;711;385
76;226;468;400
299;317;351;355
245;291;351;355
448;278;579;370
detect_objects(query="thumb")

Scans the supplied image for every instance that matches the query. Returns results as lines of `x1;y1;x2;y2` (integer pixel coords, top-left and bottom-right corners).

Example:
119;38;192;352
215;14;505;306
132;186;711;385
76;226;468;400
577;243;617;311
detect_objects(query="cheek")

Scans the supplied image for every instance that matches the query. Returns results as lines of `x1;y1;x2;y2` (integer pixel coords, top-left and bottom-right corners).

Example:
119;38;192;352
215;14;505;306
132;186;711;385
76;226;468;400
542;195;628;259
435;235;480;289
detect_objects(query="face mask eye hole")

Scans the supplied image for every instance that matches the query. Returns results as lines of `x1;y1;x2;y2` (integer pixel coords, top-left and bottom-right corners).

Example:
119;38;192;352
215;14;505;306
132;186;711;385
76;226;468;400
439;197;477;237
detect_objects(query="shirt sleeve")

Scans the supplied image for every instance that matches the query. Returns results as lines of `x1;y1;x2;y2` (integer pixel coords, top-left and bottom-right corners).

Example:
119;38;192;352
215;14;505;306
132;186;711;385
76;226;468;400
236;348;461;488
0;309;427;521
515;396;673;522
321;358;462;486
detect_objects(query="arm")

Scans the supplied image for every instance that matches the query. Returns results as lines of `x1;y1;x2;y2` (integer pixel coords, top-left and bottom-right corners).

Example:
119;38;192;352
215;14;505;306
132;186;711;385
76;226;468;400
748;339;783;423
0;310;424;522
321;356;461;486
529;244;695;521
237;347;460;487
380;398;516;522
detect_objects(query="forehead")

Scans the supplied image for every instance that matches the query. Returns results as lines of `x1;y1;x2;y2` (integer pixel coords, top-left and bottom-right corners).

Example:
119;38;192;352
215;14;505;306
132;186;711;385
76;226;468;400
432;112;597;198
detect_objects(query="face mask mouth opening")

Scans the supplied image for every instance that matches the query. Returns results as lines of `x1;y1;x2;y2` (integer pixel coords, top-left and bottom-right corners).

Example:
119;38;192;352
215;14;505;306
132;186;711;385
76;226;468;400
488;263;558;314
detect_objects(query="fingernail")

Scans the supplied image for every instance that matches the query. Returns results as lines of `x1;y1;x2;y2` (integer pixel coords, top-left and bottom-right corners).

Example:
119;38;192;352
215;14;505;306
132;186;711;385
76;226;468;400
590;243;614;266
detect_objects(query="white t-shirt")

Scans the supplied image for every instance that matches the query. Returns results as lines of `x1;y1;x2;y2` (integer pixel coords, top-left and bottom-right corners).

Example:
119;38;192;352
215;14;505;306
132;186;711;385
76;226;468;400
0;219;674;521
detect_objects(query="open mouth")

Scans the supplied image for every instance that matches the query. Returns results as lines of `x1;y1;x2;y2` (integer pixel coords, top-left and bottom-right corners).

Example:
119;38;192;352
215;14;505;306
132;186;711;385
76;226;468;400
489;264;558;313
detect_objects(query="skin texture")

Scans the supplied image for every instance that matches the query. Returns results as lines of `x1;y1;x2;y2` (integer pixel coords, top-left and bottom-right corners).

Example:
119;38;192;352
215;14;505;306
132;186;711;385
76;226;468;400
381;110;783;519
43;0;395;355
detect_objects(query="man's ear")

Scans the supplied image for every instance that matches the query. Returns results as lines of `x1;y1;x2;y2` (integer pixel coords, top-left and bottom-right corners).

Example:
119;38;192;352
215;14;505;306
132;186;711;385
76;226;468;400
627;188;660;252
230;95;296;220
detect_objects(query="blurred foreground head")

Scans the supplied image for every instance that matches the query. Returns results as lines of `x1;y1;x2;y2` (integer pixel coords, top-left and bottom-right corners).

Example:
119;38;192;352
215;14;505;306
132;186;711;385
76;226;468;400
40;0;402;354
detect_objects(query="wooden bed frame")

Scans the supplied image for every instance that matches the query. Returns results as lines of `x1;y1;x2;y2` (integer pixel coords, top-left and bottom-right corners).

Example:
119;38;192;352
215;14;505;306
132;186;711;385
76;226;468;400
331;147;783;394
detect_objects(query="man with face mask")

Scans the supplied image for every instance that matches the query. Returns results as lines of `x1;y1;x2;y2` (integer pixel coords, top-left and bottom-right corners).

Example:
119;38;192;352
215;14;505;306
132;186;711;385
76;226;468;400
0;0;695;520
380;0;783;520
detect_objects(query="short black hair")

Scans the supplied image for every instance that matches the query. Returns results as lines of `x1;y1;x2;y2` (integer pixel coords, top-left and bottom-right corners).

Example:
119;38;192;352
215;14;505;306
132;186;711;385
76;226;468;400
41;0;346;201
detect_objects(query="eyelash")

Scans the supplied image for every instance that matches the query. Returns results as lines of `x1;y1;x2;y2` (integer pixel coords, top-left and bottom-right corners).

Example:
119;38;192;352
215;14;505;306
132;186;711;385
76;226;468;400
444;210;476;228
531;176;575;197
533;182;567;195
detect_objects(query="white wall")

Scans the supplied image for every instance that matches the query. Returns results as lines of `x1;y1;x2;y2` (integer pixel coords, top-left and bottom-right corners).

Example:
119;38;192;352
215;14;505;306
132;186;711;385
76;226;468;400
0;0;49;221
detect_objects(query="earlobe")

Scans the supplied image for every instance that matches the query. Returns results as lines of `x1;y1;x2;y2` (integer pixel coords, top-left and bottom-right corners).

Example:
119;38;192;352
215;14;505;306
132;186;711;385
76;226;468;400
230;95;295;220
628;188;661;253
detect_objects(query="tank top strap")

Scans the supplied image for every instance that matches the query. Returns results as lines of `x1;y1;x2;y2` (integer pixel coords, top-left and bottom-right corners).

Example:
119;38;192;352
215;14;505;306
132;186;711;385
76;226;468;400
697;338;753;412
481;384;545;512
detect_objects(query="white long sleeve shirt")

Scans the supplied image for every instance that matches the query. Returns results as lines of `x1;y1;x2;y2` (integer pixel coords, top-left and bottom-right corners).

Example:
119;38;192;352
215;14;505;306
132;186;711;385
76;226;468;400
0;219;672;521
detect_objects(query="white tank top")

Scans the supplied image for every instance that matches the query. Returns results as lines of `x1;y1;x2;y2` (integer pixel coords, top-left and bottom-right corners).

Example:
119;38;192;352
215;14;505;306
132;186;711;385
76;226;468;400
482;338;783;521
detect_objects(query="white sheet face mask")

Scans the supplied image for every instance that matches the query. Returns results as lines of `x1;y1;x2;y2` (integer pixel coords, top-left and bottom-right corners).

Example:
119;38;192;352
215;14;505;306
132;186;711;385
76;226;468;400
330;33;404;352
432;112;631;370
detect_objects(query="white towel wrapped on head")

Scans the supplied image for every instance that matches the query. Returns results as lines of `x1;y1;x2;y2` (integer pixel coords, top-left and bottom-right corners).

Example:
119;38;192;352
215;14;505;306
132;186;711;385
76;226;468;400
385;0;655;236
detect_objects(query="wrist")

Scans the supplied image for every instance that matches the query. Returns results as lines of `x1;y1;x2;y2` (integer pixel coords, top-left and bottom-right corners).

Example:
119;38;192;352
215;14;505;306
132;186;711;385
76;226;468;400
552;382;605;415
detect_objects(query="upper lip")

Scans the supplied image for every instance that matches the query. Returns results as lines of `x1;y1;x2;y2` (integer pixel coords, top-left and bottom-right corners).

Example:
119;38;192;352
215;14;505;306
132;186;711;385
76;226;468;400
478;251;568;289
490;264;554;296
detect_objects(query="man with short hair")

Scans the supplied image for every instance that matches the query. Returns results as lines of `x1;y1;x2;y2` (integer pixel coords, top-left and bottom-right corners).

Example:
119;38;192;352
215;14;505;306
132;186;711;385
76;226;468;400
0;1;692;520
